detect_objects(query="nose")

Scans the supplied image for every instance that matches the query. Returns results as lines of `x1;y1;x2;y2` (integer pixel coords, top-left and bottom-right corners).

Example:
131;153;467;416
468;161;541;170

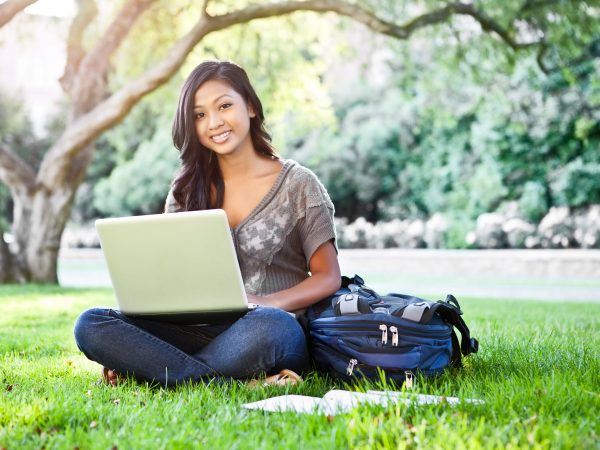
208;112;224;130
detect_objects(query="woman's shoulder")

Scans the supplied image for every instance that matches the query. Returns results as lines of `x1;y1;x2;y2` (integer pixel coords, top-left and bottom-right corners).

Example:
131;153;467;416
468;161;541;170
283;159;322;185
281;159;333;209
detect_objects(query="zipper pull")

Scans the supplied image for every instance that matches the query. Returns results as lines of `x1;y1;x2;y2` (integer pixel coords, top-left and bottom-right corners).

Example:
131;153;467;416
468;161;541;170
379;324;388;344
346;358;358;376
404;370;414;389
389;326;399;347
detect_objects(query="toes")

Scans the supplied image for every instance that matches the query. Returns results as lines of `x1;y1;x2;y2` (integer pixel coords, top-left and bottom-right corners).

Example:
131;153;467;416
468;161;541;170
101;367;119;386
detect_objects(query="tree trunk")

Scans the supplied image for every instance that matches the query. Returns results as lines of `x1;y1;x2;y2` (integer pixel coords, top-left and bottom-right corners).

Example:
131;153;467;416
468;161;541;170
8;183;79;283
5;146;93;283
0;227;19;282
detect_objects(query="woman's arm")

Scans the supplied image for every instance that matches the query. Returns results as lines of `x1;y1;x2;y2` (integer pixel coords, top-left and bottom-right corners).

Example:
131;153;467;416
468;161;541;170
247;240;341;311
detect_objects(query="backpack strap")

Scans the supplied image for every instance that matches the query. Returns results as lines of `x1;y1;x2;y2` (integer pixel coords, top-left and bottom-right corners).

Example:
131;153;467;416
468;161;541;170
333;293;373;315
429;295;478;355
401;301;432;322
341;274;365;290
400;295;479;366
333;290;381;315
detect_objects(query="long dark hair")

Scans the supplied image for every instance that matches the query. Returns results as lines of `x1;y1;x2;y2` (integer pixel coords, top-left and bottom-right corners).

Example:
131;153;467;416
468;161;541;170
171;61;277;211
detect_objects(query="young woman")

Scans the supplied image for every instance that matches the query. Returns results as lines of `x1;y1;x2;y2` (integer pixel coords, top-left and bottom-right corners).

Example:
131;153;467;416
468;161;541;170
74;61;341;386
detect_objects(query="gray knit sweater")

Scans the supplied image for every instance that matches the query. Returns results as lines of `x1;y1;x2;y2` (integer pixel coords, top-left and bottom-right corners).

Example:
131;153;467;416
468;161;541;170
165;159;337;297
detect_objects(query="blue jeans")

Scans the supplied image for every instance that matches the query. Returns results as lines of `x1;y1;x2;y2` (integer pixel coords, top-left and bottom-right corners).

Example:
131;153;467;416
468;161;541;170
73;307;309;386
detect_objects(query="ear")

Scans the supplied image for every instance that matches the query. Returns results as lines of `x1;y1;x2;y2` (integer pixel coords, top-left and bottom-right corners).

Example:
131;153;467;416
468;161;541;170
248;103;256;118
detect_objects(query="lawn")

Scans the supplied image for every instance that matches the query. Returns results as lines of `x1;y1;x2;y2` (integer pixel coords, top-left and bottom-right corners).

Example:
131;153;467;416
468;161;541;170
0;285;598;449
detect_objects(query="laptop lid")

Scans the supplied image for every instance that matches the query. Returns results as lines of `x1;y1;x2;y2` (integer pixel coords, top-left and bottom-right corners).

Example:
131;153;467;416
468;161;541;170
95;209;249;322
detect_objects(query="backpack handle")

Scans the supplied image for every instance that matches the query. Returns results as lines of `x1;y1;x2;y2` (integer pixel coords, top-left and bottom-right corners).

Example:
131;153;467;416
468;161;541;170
333;293;376;315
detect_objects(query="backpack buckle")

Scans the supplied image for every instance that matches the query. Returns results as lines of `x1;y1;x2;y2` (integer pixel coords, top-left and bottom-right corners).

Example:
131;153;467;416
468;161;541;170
335;293;361;315
401;302;431;323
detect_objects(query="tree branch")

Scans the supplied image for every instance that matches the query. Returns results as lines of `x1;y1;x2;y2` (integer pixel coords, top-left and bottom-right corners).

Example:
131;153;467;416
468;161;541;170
455;3;536;50
536;42;550;74
37;14;213;188
59;0;98;95
69;0;158;116
201;0;209;16
0;0;37;28
0;146;36;195
207;0;539;49
37;0;542;188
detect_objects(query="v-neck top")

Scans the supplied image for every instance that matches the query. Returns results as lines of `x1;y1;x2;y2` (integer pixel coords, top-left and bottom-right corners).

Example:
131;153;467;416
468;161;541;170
165;159;337;298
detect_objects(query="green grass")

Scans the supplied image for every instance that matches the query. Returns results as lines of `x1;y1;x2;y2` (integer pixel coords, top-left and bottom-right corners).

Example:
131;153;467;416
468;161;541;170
0;286;598;449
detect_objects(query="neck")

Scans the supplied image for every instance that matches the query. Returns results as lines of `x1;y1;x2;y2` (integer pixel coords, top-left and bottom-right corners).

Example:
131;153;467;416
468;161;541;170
217;151;261;181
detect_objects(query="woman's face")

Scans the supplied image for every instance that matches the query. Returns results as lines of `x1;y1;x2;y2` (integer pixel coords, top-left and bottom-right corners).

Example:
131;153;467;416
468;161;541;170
193;79;256;158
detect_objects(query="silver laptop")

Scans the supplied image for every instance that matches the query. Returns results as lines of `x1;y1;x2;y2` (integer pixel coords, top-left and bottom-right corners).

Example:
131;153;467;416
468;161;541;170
95;209;254;323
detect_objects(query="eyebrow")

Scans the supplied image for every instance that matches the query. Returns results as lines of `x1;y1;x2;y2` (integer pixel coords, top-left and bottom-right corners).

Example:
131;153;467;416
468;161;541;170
194;94;234;110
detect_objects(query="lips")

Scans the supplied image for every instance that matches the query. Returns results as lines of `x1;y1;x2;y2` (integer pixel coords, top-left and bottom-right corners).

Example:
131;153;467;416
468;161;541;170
210;130;231;144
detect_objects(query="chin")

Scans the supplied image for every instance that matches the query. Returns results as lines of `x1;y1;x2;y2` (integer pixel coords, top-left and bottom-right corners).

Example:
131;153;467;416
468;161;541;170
209;146;240;158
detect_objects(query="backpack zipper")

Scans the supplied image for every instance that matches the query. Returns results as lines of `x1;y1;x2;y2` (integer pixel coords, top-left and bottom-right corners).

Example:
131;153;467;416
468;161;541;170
313;343;444;378
389;326;399;347
311;321;451;339
404;370;414;388
346;358;358;376
379;324;388;344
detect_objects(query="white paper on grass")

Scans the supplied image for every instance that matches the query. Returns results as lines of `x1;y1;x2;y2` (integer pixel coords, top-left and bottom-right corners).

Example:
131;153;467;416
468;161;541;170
242;390;484;415
241;390;386;415
366;390;485;406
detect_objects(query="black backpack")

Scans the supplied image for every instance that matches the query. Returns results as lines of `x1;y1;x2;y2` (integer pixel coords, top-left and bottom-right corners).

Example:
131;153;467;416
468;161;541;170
307;275;479;384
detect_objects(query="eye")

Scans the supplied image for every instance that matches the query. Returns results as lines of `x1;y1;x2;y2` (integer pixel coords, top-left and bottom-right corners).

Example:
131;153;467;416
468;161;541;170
194;112;205;120
219;103;232;110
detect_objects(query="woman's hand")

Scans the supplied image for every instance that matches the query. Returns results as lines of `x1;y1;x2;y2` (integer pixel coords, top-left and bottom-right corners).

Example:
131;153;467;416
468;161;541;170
245;241;340;312
246;293;277;307
246;293;262;304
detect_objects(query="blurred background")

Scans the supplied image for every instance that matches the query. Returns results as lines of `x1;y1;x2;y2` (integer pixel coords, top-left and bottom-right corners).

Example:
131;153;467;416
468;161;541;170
1;0;599;299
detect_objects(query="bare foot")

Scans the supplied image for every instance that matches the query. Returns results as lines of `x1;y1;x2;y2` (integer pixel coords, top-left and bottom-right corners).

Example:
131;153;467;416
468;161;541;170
248;369;303;388
101;367;121;386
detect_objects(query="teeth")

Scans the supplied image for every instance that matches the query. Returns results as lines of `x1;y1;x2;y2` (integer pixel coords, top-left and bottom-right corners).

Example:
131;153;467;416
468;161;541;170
211;131;230;143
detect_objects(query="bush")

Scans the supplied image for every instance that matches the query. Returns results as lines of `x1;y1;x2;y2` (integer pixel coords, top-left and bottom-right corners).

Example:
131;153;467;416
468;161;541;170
334;204;600;250
423;213;448;249
335;217;374;249
471;213;507;249
93;127;179;217
551;159;600;208
537;206;574;248
445;216;476;249
573;205;600;249
519;181;548;222
502;217;536;248
61;226;100;248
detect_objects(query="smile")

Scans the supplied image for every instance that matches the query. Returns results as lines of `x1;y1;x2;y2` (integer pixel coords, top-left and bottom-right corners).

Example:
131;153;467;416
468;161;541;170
210;130;231;143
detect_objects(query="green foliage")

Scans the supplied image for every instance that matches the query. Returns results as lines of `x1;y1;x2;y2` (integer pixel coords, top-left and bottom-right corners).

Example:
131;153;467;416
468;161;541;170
287;16;600;224
72;77;181;222
443;157;508;220
443;214;476;249
518;181;548;222
6;0;596;230
0;90;31;140
0;286;598;448
0;90;49;173
0;89;62;228
93;124;179;217
293;84;414;220
551;158;600;208
0;186;8;232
